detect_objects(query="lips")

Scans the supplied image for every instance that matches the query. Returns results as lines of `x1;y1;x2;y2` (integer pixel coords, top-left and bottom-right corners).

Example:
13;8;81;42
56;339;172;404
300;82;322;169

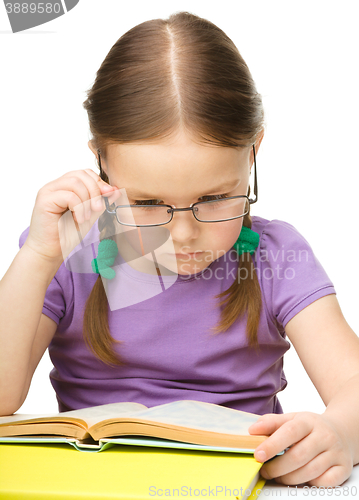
176;253;202;256
173;252;204;258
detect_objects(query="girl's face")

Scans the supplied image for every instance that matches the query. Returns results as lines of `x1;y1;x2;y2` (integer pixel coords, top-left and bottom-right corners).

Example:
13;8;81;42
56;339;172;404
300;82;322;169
89;129;262;276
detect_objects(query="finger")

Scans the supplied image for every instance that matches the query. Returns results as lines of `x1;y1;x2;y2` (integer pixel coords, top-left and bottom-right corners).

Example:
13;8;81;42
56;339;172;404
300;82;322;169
269;451;343;487
45;190;85;233
44;176;91;222
66;169;112;214
261;431;326;481
249;412;297;435
254;417;313;463
82;169;122;212
308;462;352;488
105;187;124;208
49;169;114;221
82;168;116;193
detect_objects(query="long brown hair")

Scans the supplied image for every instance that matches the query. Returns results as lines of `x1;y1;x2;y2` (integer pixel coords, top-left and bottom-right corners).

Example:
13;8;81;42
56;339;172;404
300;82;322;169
82;11;264;367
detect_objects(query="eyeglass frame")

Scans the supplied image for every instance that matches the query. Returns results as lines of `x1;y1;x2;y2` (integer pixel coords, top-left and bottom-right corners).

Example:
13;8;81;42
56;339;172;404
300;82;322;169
100;144;258;228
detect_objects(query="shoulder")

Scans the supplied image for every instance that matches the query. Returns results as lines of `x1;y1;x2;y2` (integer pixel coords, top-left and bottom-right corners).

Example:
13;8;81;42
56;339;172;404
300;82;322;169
250;216;335;329
250;215;327;281
251;216;309;243
251;216;313;255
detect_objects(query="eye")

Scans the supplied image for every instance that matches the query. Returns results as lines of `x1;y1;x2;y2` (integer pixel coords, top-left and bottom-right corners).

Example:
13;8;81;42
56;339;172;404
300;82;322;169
132;193;230;206
132;199;162;206
199;193;229;202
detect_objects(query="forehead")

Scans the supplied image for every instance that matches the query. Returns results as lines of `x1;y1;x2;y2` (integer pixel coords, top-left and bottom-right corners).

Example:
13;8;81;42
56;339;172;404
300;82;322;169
105;134;250;198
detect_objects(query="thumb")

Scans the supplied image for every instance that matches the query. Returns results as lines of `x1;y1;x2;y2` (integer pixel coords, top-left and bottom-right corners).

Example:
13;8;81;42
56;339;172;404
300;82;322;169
248;412;297;435
101;181;117;191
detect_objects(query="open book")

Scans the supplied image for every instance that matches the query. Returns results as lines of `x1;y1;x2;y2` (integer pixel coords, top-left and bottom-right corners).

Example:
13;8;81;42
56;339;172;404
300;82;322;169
0;399;273;454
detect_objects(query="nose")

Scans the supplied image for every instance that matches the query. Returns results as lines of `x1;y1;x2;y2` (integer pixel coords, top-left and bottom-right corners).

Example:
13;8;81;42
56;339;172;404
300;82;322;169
167;204;201;242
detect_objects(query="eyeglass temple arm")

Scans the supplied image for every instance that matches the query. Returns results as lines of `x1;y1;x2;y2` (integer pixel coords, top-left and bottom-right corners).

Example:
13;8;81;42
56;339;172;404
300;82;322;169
249;144;258;204
104;197;116;213
97;151;115;214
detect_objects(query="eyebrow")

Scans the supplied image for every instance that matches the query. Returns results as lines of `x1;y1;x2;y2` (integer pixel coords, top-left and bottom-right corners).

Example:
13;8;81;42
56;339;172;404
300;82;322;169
125;179;241;199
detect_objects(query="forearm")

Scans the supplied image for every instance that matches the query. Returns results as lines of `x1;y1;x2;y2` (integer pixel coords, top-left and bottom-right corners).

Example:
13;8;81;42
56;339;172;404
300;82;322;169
323;373;359;466
0;244;61;414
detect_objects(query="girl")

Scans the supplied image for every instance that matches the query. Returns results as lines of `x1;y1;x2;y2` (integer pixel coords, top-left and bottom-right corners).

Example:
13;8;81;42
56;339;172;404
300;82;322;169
1;11;359;489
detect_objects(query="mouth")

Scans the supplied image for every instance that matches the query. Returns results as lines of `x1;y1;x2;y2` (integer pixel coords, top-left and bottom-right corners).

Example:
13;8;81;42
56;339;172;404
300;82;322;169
168;252;204;259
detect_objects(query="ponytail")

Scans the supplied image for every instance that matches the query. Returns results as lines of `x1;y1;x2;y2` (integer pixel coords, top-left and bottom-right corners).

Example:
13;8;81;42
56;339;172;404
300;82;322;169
82;169;124;367
209;212;262;349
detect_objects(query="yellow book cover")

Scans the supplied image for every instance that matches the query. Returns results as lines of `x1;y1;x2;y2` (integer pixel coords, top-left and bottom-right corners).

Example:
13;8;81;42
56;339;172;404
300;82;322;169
0;443;266;499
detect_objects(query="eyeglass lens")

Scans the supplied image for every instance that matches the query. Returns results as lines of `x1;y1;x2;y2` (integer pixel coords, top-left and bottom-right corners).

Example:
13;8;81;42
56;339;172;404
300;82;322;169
115;197;249;226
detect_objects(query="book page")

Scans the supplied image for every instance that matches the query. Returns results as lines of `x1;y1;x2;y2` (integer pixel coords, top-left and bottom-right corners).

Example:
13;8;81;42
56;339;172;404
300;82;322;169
129;400;260;435
0;402;147;427
71;402;148;428
0;413;59;425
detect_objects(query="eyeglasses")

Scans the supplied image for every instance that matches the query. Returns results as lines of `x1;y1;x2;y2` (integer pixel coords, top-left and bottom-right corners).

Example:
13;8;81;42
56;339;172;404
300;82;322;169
104;145;258;228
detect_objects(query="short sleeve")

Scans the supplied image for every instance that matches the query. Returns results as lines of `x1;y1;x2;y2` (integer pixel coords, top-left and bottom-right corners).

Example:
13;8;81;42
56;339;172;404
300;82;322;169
19;226;66;325
257;219;336;330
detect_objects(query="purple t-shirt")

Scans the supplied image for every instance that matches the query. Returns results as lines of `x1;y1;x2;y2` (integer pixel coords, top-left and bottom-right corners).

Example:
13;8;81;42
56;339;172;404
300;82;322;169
19;216;335;415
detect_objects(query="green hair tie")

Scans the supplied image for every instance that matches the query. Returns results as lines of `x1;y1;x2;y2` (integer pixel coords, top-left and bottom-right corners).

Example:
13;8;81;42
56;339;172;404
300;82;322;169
233;226;260;256
91;239;119;280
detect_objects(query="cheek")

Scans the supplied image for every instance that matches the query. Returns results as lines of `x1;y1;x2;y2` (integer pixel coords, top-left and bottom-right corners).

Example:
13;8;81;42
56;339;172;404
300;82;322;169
118;225;172;257
204;219;243;254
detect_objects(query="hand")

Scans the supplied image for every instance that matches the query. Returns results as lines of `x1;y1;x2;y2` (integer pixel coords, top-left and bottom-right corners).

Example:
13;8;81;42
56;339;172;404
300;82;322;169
24;169;120;263
248;411;353;487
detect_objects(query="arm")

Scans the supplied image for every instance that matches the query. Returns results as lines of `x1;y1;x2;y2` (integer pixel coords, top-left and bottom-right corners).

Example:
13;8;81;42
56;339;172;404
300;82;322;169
0;168;118;416
248;294;359;487
0;244;62;415
324;372;359;465
288;293;359;465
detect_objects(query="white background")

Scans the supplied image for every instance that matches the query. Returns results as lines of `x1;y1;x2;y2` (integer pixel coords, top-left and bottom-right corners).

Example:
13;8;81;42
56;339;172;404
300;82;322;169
0;1;358;416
